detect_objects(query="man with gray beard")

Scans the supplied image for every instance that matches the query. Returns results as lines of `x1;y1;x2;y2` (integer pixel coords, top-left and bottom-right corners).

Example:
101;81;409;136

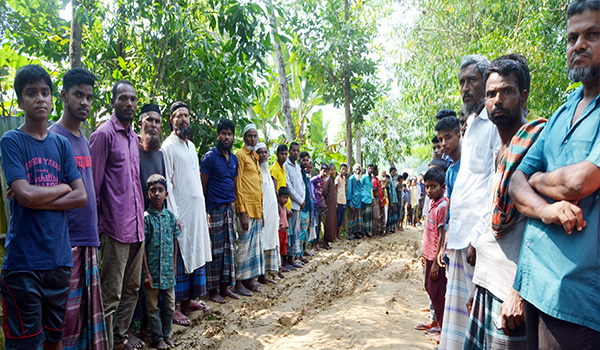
139;104;166;210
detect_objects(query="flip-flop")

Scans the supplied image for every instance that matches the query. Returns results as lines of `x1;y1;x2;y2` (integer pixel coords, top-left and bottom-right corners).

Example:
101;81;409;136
292;262;304;268
414;322;434;330
182;299;210;313
172;310;191;326
232;288;253;296
283;265;296;270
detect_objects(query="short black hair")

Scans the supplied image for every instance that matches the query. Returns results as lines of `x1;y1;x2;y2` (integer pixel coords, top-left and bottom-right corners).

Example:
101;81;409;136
429;158;448;172
423;167;445;185
299;151;310;159
567;0;600;18
494;54;530;92
320;163;329;171
402;172;409;179
329;163;336;170
63;67;96;93
435;109;457;120
367;164;374;168
112;80;135;99
435;116;461;134
276;144;288;154
217;119;235;134
147;173;167;190
289;142;300;150
432;135;440;144
340;163;347;169
373;165;378;171
389;166;397;172
14;64;53;101
278;186;290;197
485;57;529;93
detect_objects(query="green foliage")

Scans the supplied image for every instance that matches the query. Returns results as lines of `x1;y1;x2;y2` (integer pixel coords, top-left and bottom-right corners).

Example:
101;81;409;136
390;0;571;162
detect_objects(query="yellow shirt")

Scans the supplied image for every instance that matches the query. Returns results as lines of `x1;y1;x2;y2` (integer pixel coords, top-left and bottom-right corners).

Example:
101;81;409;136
235;146;263;218
270;161;291;209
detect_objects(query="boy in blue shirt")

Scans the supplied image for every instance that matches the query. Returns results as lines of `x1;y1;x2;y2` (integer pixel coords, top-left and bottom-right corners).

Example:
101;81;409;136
0;64;87;350
142;174;181;350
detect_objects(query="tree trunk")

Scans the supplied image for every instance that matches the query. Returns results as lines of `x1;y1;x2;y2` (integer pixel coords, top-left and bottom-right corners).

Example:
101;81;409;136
69;0;82;68
266;0;294;142
343;0;353;166
355;126;362;166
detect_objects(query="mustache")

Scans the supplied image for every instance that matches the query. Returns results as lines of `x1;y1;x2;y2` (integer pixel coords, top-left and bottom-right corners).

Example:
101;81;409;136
570;51;590;63
490;106;510;117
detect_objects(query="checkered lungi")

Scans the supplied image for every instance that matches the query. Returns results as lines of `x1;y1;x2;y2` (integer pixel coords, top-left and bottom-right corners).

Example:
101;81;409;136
235;217;265;280
206;204;236;290
175;249;206;301
362;202;373;234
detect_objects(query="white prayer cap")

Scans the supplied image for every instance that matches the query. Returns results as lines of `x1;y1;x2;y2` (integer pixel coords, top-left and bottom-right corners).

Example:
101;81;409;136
243;123;258;136
256;142;267;151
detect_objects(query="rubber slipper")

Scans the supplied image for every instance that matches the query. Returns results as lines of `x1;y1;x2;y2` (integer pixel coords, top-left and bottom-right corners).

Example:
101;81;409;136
414;322;433;330
292;262;304;268
232;288;253;296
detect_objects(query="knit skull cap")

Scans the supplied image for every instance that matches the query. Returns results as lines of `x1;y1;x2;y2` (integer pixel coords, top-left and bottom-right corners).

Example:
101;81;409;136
140;103;160;116
169;101;188;116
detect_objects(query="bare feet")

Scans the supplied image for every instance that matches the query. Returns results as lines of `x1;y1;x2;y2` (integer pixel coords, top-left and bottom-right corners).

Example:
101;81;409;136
154;339;168;350
257;275;276;285
172;309;191;326
221;288;240;299
209;290;226;304
181;299;210;313
164;338;175;347
126;329;145;349
277;270;286;278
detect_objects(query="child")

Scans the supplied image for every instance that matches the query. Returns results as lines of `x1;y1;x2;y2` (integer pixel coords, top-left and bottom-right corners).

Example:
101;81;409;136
142;174;181;350
278;187;293;271
1;65;87;350
420;167;448;337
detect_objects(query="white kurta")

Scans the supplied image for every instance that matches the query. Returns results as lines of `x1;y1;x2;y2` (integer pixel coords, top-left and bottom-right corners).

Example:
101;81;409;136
260;163;279;251
162;133;212;273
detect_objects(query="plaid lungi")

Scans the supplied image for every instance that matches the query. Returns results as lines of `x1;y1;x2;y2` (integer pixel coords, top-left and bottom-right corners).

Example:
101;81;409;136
439;248;475;350
175;248;206;301
206;204;236;290
286;209;301;257
235;217;265;280
63;247;108;350
464;286;527;350
362;202;373;234
389;203;398;229
299;210;311;247
264;249;281;273
348;207;363;235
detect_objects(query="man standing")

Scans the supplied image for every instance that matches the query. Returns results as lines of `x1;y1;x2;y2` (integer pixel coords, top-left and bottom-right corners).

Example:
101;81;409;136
257;142;281;282
310;164;328;250
463;56;540;349
335;163;347;240
161;101;212;326
438;55;500;350
509;2;600;348
346;164;363;239
139;104;166;209
284;142;306;266
299;151;314;258
270;144;288;202
360;164;374;237
1;65;87;350
49;68;108;349
91;80;145;350
233;124;264;295
200;119;239;304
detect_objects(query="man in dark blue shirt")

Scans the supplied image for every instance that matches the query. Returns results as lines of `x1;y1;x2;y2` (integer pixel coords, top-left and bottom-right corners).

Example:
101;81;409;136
200;119;239;303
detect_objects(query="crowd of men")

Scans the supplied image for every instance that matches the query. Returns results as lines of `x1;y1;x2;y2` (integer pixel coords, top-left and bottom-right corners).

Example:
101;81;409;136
0;1;598;350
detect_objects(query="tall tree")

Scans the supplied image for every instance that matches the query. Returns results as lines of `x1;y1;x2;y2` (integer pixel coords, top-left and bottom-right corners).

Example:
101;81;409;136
69;0;82;67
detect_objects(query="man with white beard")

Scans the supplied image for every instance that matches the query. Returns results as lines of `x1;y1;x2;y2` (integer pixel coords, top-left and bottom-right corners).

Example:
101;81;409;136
233;124;265;296
256;142;282;282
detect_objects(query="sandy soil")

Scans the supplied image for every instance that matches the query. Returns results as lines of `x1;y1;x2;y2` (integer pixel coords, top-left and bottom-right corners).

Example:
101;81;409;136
169;228;437;350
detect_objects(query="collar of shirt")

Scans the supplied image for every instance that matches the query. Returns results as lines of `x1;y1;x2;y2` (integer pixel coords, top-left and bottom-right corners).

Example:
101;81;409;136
147;205;164;217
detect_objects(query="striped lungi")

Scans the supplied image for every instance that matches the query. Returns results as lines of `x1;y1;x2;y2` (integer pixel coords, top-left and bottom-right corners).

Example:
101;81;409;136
264;249;281;273
63;246;108;350
347;207;363;236
389;203;398;229
286;209;301;257
206;204;236;290
464;286;527;350
439;248;475;350
362;202;373;234
175;248;206;301
235;217;265;280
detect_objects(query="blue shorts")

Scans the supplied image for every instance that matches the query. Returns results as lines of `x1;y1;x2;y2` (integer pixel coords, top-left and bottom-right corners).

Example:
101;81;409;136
1;267;71;350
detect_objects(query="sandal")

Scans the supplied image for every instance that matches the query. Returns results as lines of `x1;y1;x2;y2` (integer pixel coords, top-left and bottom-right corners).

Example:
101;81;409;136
172;310;191;326
182;299;210;313
414;322;434;331
232;287;253;296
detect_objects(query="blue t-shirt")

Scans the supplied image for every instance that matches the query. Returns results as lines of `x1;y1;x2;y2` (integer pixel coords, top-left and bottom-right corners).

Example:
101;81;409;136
360;175;373;204
445;158;461;199
49;123;99;247
0;129;81;270
200;146;238;211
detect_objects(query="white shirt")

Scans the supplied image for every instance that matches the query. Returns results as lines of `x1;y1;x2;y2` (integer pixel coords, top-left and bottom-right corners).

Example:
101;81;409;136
446;108;500;250
161;133;212;273
260;162;279;251
284;158;305;211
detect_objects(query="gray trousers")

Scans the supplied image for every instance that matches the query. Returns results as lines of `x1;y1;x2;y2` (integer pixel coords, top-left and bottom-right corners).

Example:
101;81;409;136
100;234;144;348
143;286;175;343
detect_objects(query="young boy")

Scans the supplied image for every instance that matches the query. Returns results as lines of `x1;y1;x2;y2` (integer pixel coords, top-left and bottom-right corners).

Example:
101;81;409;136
1;65;87;350
278;187;293;271
142;174;181;350
420;167;448;338
435;116;461;199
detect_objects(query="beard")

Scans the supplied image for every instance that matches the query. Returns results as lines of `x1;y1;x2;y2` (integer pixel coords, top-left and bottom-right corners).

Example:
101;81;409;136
66;102;88;122
141;134;161;151
174;125;192;140
464;99;485;116
245;144;256;151
260;160;269;173
568;65;599;82
218;140;232;152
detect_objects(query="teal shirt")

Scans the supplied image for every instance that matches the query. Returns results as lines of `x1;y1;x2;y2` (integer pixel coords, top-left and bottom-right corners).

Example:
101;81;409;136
360;175;373;204
346;174;362;209
515;87;600;332
144;206;181;290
